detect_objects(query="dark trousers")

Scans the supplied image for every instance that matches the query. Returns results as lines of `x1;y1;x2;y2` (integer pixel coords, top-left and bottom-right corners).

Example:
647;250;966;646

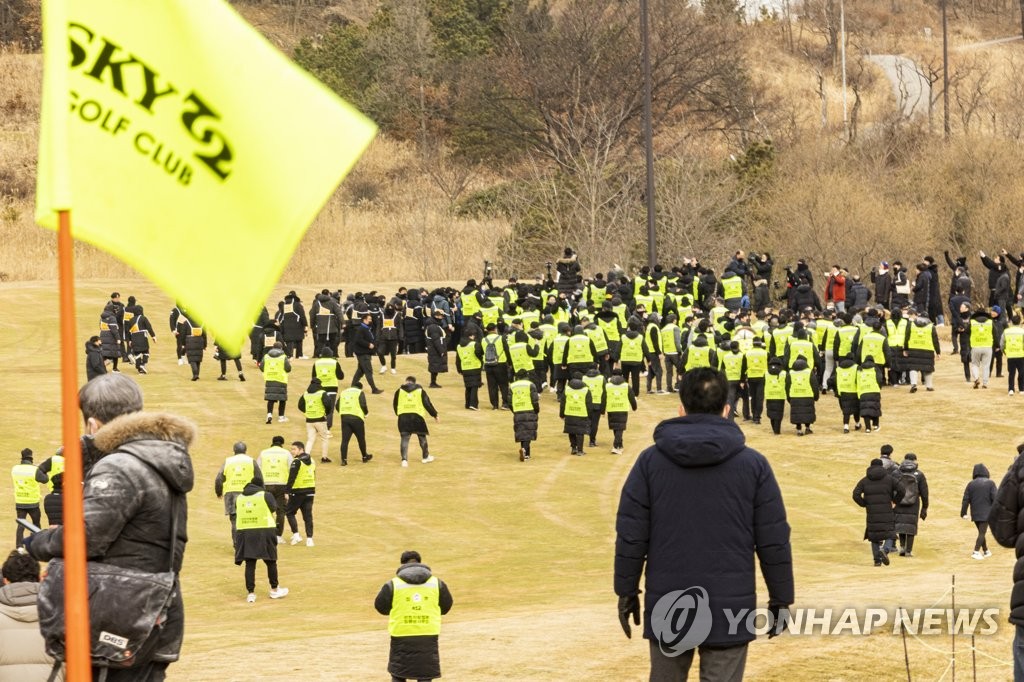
871;540;886;565
377;339;400;368
97;662;169;681
1009;358;1024;391
622;363;642;397
612;428;624;449
285;339;304;358
352;354;379;391
340;416;368;462
648;639;747;682
189;359;201;379
266;400;286;417
175;334;186;359
664;355;681;390
725;381;740;420
219;357;243;376
464;385;479;409
645;355;663;392
569;433;585;451
588;409;602;444
769;415;783;435
975;521;989;552
15;506;40;547
286;493;314;537
747;379;764;421
485;365;511;408
244;558;278;593
134;353;150;372
267;485;287;536
992;347;1004;377
391;677;431;682
898;533;916;554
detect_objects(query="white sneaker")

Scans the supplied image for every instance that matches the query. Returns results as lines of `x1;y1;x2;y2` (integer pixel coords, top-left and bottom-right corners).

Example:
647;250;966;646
266;413;273;425
379;365;387;374
401;460;409;468
306;538;315;547
269;587;289;599
178;357;185;366
300;356;309;360
391;368;397;375
972;551;984;560
985;549;992;557
277;536;284;545
290;533;302;545
1010;390;1015;396
246;593;256;603
843;425;850;433
278;416;288;423
422;455;435;463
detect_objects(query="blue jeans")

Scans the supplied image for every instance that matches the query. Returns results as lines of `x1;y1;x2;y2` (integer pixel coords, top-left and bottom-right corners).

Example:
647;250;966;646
1015;624;1024;681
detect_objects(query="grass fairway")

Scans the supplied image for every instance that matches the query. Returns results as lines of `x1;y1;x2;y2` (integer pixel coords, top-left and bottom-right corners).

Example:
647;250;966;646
1;279;1018;681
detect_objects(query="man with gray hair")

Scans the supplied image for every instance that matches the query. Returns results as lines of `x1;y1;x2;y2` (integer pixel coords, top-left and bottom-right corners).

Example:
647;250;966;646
215;442;262;545
25;373;195;681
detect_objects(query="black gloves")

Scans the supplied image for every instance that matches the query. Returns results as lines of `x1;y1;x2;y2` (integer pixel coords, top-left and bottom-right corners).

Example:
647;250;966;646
618;594;641;639
920;509;927;521
768;603;788;639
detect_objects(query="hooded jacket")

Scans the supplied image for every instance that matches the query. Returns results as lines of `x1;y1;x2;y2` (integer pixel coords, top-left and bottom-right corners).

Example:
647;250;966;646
961;464;996;521
393;383;438;434
27;412;195;664
85;340;106;381
990;453;1024;625
853;462;901;542
374;562;454;680
893;459;929;535
0;581;60;681
614;414;793;646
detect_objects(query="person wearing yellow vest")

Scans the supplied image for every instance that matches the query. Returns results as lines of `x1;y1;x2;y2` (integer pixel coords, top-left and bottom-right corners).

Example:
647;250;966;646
455;329;484;410
743;338;769;424
764;357;788;435
377;302;403;375
902;314;941;393
311;348;345;428
642;313;665;394
605;368;638;454
337;382;373;466
561;372;594;456
11;448;41;548
718;341;745;420
394;376;439;468
234;472;289;603
618;320;646;399
549;322;574;400
561;324;598;379
660;313;684;392
256;435;292;542
582;368;607;448
968;308;995;389
1001;313;1024;395
857;358;883;433
785;357;819;436
510;369;540;462
299;378;335;464
284;441;317;546
596;302;624;364
830;356;862;433
34;447;65;493
260;341;293;424
374;550;454;682
480;323;512;410
681;332;717;376
215;441;261;545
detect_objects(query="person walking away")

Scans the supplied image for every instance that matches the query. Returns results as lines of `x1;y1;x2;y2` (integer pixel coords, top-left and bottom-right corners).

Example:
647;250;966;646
85;335;107;381
214;442;259;545
857;358;882;433
393;376;439;467
764;357;788;435
351;313;384;394
743;338;768;424
277;291;308;359
510;370;540;462
582;367;607;448
99;310;122;372
299;378;334;464
852;458;902;566
961;464;996;559
903;312;940;393
605;368;637;455
284;441;316;546
987;442;1024;679
561;372;593;456
423;310;449;389
11;448;41;548
374;550;454;682
969;307;994;389
183;314;207;381
128;306;157;375
785;357;819;436
43;473;64;526
234;473;289;603
377;303;403;374
312;349;344;429
1002;314;1024;395
214;338;245;382
455;329;483;410
614;367;793;679
260;341;292;423
0;549;59;680
893;453;928;556
831;355;861;433
256;436;291;543
337;382;373;466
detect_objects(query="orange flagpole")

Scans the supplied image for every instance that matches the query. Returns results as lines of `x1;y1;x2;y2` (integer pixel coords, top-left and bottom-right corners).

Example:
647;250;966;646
57;208;91;681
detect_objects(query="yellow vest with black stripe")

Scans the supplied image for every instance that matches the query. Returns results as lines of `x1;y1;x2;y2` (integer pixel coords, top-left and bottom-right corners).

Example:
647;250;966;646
605;382;632;413
222;454;254;494
262;354;288;383
396;388;427;417
520;310;540;329
744;348;768;379
313;358;340;388
457;341;482;372
566;335;595;365
509;342;534;373
337;387;366;419
787;339;816;368
292;458;316;489
660;324;681;355
510;379;535;413
860;332;886;365
722;276;744;300
788;369;813;399
45;455;65;493
765;371;787;400
235;492;275;530
389;576;442;637
597;316;621;342
719;352;744;381
258;446;291;485
11;464;40;505
684;344;712;370
619;335;644;363
582;373;606;404
1004;326;1024;359
907;324;936;353
563;385;590;417
835;364;858;395
584;326;609;354
857;367;880;396
886;319;909;349
303;390;326;419
970;319;993;348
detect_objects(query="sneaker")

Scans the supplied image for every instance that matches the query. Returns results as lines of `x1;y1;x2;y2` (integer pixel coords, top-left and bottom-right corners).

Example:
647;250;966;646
468;406;478;411
805;427;813;435
972;551;984;560
190;376;199;381
577;449;586;455
247;593;256;603
178;357;185;366
325;431;333;438
500;405;511;411
796;429;804;437
422;455;435;464
926;387;934;391
300;355;310;360
974;379;980;389
864;426;872;433
588;441;598;448
379;365;388;374
391;369;397;375
985;550;992;557
1011;390;1016;396
266;413;273;425
524;453;531;461
239;373;246;382
904;552;914;558
278;416;288;423
854;422;862;431
139;365;148;374
874;425;881;432
429;383;442;388
269;587;289;599
519;448;526;462
656;390;668;395
277;536;284;545
320;457;332;463
843;425;850;433
341;459;348;466
611;447;622;455
217;375;227;381
570;448;579;456
290;533;302;545
909;385;917;393
362;454;374;463
983;384;988;389
306;538;315;547
549;387;558;394
401;460;409;468
881;552;890;566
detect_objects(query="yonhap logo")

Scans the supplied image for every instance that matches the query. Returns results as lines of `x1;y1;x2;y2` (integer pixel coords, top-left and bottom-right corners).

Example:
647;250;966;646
651;586;714;656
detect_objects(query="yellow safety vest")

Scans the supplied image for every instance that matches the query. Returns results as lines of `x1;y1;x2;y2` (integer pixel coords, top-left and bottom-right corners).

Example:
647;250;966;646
337;387;366;419
313;358;339;388
835;364;858;395
234;492;275;530
46;455;65;493
11;464;40;505
262;354;288;383
906;324;936;353
788;369;814;399
676;304;694;324
660;324;681;355
389;576;442;637
292;459;316;489
857;367;880;396
970;319;993;348
788;339;816;368
509;342;534;373
481;305;500;328
563;386;590;417
635;293;653;313
650;291;665;314
461;291;480;317
620;335;644;363
860;333;886;365
457;342;482;372
751;320;769;339
303;390;326;420
565;335;594;365
538;324;557;348
765;371;787;400
1004;327;1024;359
223;454;255;494
396;388;426;417
720;352;744;381
510;380;535;413
613;304;629;327
584;326;609;354
744;348;768;378
722;276;744;300
605;382;632;412
520;310;540;329
710;306;729;326
813;319;833;347
684;344;712;370
886;319;909;348
597;316;621;342
770;327;792;357
643;323;660;355
582;373;606;403
258;447;291;485
836;326;859;357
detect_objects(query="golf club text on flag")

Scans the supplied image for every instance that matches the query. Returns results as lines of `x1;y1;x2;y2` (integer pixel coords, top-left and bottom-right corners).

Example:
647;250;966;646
36;0;377;353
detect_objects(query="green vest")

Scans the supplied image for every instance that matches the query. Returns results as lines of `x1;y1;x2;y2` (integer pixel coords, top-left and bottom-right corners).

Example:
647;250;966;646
684;344;712;370
262;354;288;383
1004;327;1024;359
46;455;65;493
722;276;744;300
970;319;993;348
605;382;632;413
566;335;594;365
787;339;816;368
860;332;886;365
584;326;608;354
597;316;621;342
510;379;535;413
258;447;291;485
223;454;254;494
620;335;644;363
857;367;880;396
835;364;858;395
563;385;590;417
582;373;606;403
313;358;339;388
836;326;859;357
337;387;366;419
906;324;936;353
396;388;426;417
11;463;40;505
765;371;787;400
886;319;908;348
457;341;482;372
235;492;275;530
660;324;681;355
389;576;442;637
293;458;316;489
509;342;534;373
744;348;768;378
720;352;744;381
303;390;326;420
788;369;813;398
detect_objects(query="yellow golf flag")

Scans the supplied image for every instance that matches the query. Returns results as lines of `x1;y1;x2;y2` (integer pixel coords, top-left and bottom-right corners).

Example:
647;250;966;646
36;0;376;353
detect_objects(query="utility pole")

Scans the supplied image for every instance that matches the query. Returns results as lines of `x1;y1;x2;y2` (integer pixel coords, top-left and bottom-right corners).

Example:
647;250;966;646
942;0;950;140
840;0;848;141
640;0;656;268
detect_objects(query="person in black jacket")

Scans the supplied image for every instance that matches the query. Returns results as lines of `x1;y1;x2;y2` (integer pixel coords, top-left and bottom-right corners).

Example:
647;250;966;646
127;305;157;375
277;291;308;359
853;458;903;566
350;313;383;394
988;443;1024;679
43;472;63;526
892;453;929;557
961;463;996;560
85;335;106;381
393;377;439;467
234;473;288;603
614;368;793;678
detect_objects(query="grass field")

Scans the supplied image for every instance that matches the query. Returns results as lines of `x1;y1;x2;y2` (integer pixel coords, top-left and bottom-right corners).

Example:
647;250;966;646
1;279;1019;681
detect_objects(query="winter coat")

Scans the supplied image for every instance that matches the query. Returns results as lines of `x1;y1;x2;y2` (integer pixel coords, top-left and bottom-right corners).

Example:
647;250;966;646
764;366;786;420
912;270;931;311
350;323;376;356
614;413;793;646
99;313;121;359
311;294;342;336
789;283;821;312
43;491;63;526
27;411;195;665
901;317;940;373
825;273;847;303
785;358;818;425
249;307;271;361
260;347;291;401
961;464;996;521
423;318;449;374
233;482;278;564
605;376;637;430
872;270;892;309
857;361;881;419
513;409;539;443
129;314;156;354
85;341;106;381
183;319;207;362
455;341;483;388
831;358;860;416
560;379;594;435
847;281;871;310
277;295;308;342
990;452;1024;625
852;462;902;542
403;301;425;349
555;255;581;296
0;581;60;681
393;383;438;434
374;562;454;680
893;461;929;535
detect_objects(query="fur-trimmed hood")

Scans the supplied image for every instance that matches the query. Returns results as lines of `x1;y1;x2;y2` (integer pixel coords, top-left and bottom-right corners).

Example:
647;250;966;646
92;412;196;494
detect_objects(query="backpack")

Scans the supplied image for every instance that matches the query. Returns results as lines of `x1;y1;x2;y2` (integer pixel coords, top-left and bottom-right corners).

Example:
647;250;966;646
900;471;919;506
483;336;500;366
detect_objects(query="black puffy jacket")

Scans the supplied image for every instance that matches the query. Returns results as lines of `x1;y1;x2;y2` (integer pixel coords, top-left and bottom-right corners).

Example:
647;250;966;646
853;463;901;542
990;453;1024;625
962;464;996;521
374;562;453;680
